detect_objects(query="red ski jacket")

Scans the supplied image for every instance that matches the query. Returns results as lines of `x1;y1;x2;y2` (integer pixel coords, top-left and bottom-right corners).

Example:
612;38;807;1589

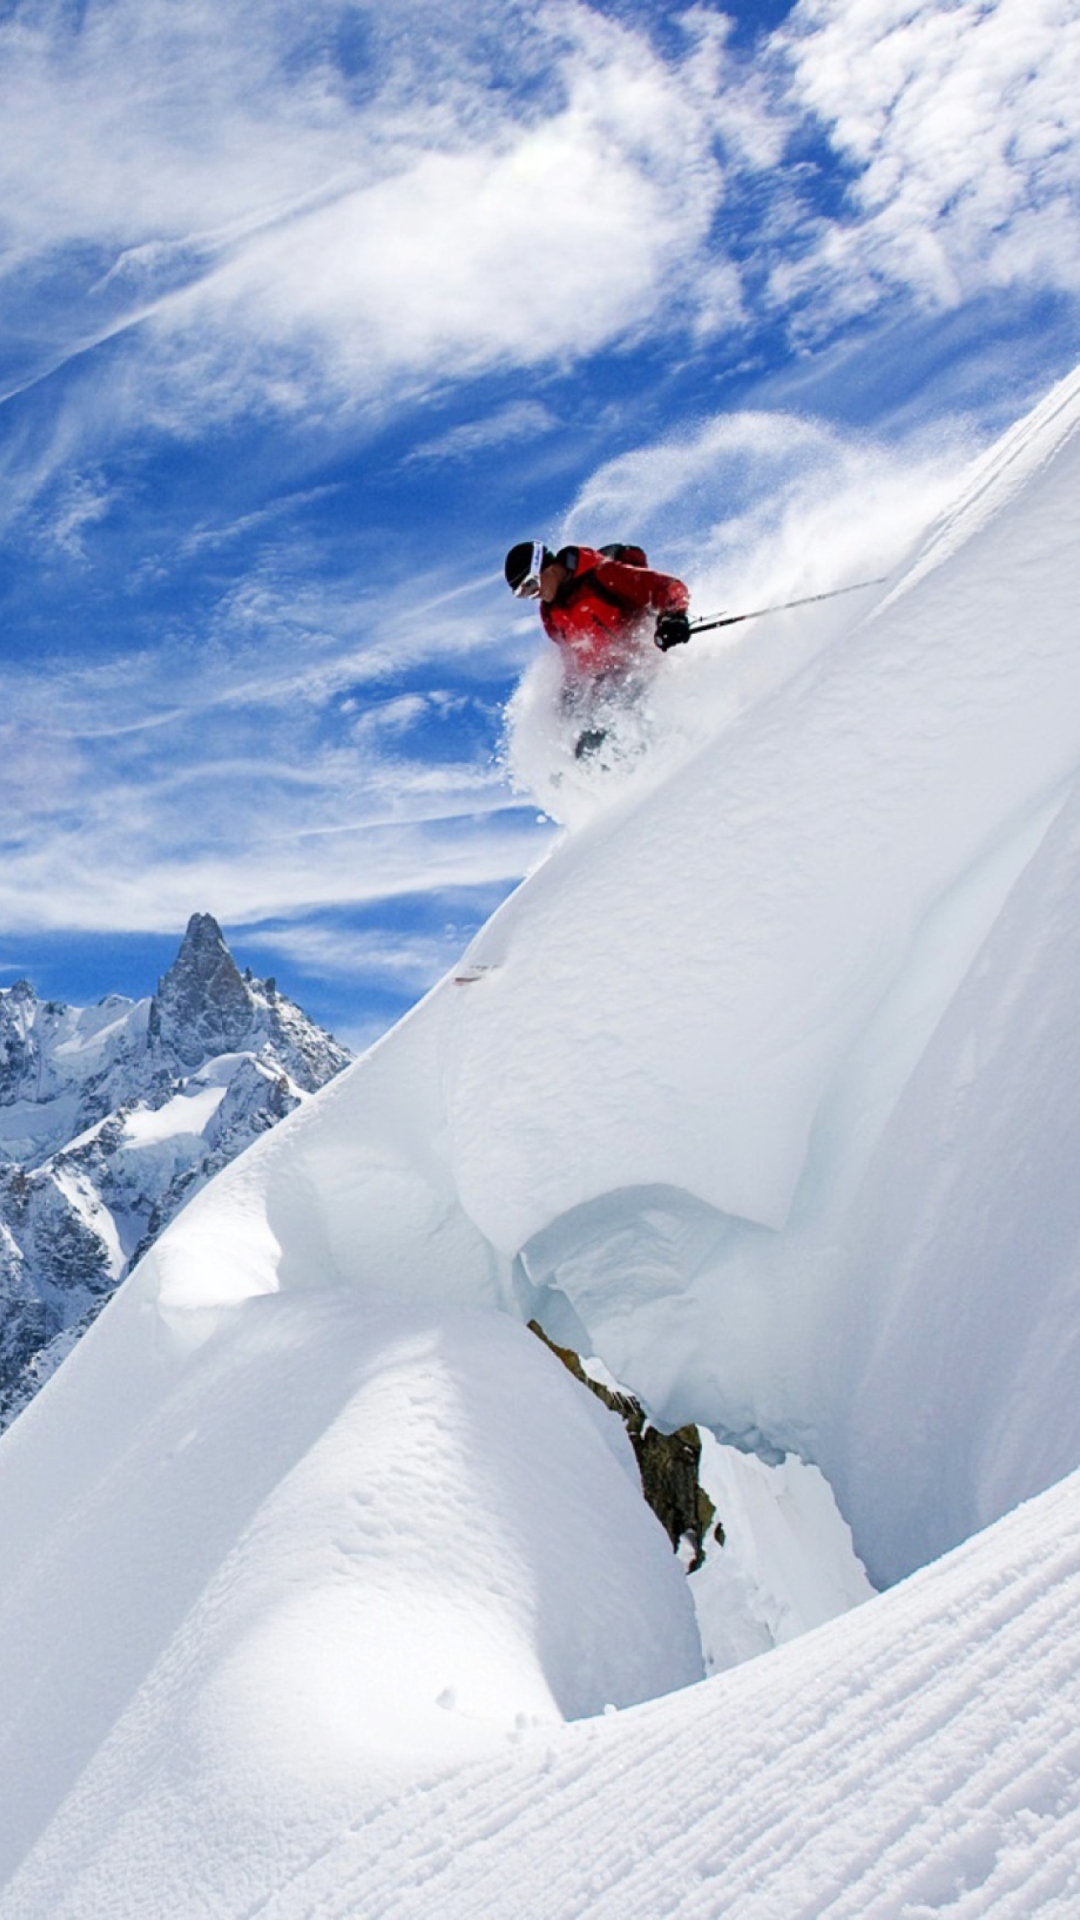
540;546;690;676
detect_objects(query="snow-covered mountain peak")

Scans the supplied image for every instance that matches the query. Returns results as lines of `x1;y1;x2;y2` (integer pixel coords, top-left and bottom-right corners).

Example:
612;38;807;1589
1;914;348;1170
0;917;350;1433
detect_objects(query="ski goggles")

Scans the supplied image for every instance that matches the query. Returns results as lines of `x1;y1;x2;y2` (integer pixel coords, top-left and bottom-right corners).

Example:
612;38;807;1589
512;541;548;598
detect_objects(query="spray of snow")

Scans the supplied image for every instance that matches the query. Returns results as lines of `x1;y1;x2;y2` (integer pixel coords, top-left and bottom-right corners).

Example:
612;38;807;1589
504;409;970;828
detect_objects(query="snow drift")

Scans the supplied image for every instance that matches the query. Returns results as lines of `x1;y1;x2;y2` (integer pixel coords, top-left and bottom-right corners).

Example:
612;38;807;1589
0;1286;700;1911
4;361;1080;1914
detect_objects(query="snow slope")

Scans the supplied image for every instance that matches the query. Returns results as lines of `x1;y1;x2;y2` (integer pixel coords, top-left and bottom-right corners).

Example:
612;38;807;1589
155;1461;1080;1920
3;363;1080;1914
134;359;1080;1583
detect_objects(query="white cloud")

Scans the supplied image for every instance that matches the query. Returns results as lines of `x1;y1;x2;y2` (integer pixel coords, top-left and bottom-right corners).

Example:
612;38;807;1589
145;12;726;411
0;0;737;459
0;714;87;817
0;761;539;938
777;0;1080;314
344;693;433;736
242;921;468;987
0;592;532;946
179;486;342;557
1;0;1076;479
33;470;114;557
0;0;352;252
408;401;558;464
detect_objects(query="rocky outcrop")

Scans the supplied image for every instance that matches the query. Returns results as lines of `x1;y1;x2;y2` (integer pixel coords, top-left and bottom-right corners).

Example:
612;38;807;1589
528;1321;719;1568
149;913;256;1068
0;980;40;1098
0;916;351;1430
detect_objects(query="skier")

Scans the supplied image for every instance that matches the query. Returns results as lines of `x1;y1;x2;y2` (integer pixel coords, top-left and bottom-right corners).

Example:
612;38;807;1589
503;540;691;758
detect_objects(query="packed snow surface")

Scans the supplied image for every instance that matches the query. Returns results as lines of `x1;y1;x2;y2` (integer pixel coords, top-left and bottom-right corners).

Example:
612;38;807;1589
118;1083;226;1145
4;364;1080;1913
113;1463;1080;1920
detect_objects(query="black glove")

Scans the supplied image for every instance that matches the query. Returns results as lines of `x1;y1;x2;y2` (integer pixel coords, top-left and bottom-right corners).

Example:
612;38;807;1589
654;609;691;651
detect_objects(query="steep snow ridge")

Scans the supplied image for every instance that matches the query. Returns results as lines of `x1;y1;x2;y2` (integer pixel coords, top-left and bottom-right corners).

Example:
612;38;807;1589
4;369;1080;1913
892;364;1080;595
450;362;1080;1246
834;770;1080;1580
134;359;1080;1581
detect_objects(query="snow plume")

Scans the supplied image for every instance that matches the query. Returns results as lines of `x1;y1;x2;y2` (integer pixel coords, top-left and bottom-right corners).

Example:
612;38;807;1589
564;406;969;606
505;407;970;827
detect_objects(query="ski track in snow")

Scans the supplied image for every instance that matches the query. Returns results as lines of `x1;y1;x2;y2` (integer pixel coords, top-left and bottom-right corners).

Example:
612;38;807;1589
244;1473;1080;1920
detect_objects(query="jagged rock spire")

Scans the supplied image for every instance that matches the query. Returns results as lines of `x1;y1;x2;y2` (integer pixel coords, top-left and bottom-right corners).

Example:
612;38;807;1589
150;913;255;1069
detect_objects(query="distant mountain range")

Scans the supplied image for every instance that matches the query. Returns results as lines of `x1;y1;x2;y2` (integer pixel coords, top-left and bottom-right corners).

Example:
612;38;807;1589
0;913;350;1430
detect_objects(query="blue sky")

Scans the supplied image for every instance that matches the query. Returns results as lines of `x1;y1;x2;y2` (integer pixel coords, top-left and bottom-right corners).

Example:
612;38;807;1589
1;0;1078;1049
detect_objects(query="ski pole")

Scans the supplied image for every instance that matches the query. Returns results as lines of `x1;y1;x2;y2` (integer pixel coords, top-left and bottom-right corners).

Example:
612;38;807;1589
689;575;888;637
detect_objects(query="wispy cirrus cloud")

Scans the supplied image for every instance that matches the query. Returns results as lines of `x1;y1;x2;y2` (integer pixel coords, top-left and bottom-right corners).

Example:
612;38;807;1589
242;920;471;989
776;0;1080;320
2;0;1077;518
2;0;1078;416
0;538;526;945
0;2;732;449
0;676;537;938
2;0;1080;1039
407;402;559;465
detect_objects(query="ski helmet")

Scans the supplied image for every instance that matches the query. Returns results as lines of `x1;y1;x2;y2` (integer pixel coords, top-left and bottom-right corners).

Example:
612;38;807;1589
504;540;552;597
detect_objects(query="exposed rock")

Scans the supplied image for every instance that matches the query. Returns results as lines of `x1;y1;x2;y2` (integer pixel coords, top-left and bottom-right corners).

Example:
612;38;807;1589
149;913;255;1068
528;1320;717;1569
0;981;39;1101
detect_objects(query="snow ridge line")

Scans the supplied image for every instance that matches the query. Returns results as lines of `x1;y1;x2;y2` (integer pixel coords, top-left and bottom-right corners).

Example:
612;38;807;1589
889;356;1080;604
